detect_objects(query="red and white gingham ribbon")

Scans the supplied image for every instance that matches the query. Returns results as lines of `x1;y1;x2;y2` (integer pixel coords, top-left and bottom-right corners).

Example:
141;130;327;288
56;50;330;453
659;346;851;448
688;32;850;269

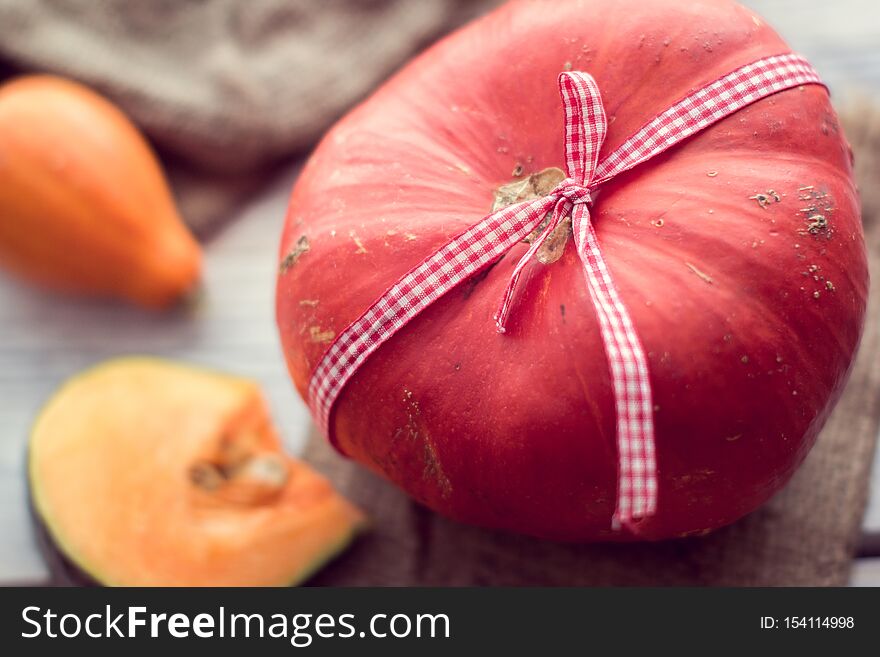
305;53;824;529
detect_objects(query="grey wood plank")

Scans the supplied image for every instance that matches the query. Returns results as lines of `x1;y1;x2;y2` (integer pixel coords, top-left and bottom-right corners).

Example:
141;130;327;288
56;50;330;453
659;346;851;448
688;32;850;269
864;450;880;540
850;557;880;586
745;0;880;92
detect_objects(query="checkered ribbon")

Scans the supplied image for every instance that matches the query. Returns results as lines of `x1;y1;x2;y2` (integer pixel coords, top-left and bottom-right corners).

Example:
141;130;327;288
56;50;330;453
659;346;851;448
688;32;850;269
306;53;824;529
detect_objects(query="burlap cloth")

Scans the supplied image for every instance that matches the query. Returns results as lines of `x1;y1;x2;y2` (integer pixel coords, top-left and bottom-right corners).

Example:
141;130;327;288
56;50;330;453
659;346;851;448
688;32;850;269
0;0;877;585
0;0;498;233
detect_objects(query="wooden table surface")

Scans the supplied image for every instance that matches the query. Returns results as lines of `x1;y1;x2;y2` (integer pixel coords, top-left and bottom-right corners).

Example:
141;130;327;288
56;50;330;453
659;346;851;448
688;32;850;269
1;0;878;586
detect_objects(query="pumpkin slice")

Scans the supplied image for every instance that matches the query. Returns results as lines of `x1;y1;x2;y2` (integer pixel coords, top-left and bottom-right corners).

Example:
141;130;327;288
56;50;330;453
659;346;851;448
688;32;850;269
29;357;365;587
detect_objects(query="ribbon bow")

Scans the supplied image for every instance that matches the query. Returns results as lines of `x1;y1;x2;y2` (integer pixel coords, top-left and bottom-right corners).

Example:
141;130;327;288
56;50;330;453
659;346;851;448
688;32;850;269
494;73;656;525
306;54;824;530
553;179;593;206
494;73;607;333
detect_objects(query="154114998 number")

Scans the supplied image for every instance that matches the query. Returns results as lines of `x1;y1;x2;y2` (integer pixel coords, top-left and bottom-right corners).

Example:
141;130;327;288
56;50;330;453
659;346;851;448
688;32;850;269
760;617;855;629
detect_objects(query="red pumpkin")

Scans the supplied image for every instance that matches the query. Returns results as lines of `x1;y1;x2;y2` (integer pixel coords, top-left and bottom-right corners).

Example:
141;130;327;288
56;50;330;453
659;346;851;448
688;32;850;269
276;0;867;541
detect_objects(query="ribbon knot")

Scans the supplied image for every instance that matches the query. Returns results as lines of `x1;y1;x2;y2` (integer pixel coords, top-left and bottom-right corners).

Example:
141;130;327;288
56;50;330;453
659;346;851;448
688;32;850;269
552;178;593;207
493;73;608;334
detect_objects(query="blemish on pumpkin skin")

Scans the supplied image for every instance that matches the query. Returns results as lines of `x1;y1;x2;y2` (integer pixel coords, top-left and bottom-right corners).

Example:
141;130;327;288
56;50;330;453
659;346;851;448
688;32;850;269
678;528;714;538
797;186;835;239
349;230;368;254
400;388;452;498
805;214;829;234
279;235;310;273
421;441;451;499
749;190;780;209
447;162;471;176
671;468;717;490
820;113;840;136
537;271;554;303
685;262;714;285
308;326;335;343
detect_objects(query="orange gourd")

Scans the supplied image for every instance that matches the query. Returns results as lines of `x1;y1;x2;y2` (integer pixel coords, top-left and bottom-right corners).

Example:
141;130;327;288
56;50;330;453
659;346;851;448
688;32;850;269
0;76;201;309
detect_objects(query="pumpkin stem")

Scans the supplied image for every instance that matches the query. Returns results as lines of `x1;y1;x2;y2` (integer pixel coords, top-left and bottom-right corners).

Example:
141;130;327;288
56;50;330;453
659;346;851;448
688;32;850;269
492;166;572;264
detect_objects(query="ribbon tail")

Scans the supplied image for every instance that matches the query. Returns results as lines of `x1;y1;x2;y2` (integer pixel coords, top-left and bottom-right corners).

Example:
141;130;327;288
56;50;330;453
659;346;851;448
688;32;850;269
570;205;658;532
493;199;568;333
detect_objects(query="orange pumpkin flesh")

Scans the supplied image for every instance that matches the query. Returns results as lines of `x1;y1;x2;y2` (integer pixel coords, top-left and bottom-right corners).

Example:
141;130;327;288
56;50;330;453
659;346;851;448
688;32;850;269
29;358;365;587
0;76;201;309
